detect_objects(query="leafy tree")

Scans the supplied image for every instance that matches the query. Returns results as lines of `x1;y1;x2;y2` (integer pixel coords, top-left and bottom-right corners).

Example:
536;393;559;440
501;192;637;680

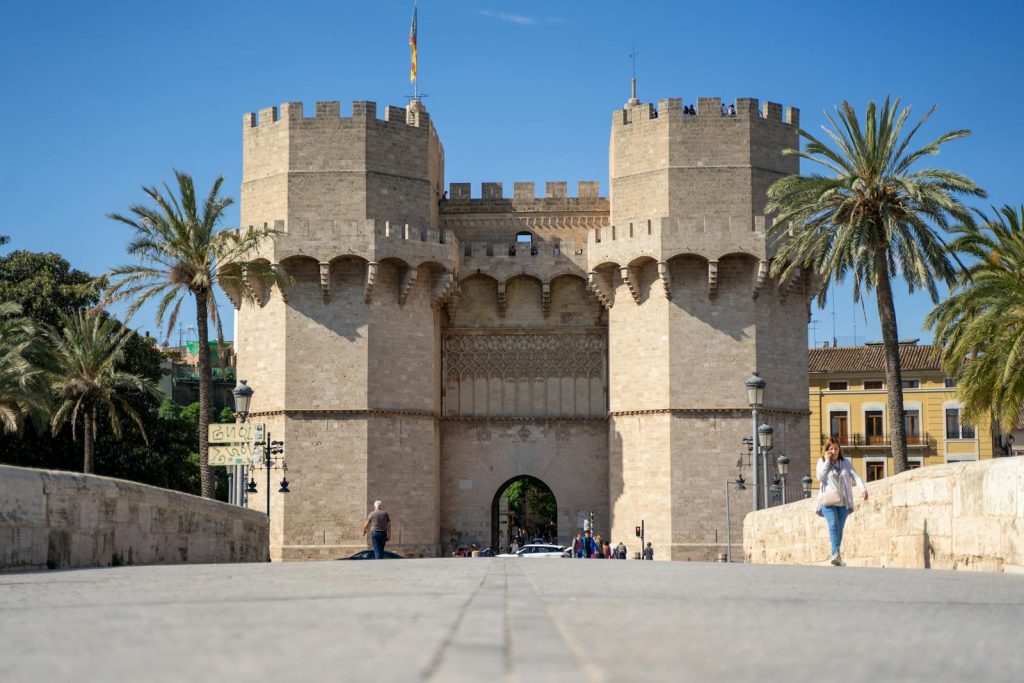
0;246;97;328
0;302;51;433
927;206;1024;431
767;97;984;473
103;170;284;498
48;310;160;473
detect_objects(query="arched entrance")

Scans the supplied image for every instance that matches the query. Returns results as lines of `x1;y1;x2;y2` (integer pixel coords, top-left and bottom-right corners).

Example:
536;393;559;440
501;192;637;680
491;475;557;551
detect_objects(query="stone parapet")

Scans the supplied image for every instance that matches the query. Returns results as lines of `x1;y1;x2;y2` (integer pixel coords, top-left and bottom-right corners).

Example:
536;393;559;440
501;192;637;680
0;465;269;571
743;458;1024;572
242;218;458;268
588;215;771;268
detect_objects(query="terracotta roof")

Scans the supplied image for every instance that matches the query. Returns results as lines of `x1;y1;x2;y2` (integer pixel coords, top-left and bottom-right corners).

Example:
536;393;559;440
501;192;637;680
808;344;942;374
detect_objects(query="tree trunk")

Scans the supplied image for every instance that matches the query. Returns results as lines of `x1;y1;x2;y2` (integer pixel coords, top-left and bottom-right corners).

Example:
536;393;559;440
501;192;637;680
82;407;94;474
196;290;215;498
875;256;909;474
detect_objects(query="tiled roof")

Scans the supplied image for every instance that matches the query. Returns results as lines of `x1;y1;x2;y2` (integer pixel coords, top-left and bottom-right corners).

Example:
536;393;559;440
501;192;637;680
808;344;942;374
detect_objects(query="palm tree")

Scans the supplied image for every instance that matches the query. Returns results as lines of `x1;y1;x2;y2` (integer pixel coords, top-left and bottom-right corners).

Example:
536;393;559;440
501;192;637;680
49;310;159;474
103;171;283;497
0;301;51;434
926;206;1024;433
767;97;985;473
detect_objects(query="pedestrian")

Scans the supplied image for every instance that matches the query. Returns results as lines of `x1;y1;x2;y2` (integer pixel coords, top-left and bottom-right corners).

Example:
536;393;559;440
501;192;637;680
817;436;868;566
616;541;627;559
362;500;391;559
602;539;611;559
643;542;654;560
572;533;583;558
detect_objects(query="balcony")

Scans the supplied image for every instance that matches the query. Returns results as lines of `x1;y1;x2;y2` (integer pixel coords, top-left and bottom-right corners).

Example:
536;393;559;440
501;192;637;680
820;433;932;449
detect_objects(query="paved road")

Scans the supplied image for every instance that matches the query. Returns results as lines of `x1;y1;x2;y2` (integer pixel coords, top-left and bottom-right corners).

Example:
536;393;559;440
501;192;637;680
1;559;1022;682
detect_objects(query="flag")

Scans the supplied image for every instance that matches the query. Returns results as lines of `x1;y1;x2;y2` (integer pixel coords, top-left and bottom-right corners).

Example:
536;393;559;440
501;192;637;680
409;3;418;84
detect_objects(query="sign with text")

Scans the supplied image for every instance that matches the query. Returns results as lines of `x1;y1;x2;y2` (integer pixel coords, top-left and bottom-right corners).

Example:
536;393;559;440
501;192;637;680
208;423;265;445
208;444;261;466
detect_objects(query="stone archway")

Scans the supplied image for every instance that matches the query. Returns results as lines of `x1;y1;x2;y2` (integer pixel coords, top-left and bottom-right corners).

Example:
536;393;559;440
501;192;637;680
491;475;558;551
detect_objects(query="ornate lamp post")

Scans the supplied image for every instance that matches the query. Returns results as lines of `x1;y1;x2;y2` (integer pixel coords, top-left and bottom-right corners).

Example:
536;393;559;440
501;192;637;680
232;380;290;518
230;380;254;506
757;423;774;509
745;372;766;510
802;474;813;499
776;453;790;505
724;472;746;563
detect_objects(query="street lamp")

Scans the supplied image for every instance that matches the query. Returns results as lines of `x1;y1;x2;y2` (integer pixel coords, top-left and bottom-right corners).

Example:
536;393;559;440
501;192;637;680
232;380;253;421
246;437;289;518
233;380;290;518
801;474;813;499
230;380;255;506
745;372;766;510
757;423;773;509
724;473;747;563
776;453;790;505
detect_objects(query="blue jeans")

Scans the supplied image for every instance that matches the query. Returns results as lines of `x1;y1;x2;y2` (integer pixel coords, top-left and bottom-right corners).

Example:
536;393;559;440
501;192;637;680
821;505;850;555
371;530;388;559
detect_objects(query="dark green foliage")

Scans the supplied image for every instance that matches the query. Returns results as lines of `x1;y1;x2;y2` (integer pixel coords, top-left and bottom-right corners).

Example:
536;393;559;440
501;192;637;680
0;246;97;328
504;478;557;521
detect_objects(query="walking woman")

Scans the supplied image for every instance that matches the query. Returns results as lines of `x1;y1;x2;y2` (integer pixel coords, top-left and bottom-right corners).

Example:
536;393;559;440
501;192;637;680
816;437;868;566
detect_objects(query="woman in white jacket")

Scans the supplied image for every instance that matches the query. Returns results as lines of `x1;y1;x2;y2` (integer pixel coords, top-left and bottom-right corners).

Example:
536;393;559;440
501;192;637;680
816;437;868;566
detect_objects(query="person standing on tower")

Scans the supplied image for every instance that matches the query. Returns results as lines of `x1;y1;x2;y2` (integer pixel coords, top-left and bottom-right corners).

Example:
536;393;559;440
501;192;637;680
362;500;392;559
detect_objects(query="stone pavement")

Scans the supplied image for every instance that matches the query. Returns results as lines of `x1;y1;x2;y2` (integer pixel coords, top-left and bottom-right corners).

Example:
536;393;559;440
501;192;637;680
1;558;1022;682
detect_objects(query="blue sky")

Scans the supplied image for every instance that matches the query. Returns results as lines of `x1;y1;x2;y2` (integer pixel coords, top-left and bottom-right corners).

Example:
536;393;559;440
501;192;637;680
2;0;1022;345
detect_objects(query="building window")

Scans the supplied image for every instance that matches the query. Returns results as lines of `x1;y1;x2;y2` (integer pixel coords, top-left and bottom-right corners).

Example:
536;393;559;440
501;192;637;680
829;411;849;445
864;380;884;390
904;409;921;445
828;381;848;391
944;378;958;388
865;410;884;445
945;407;976;439
866;461;885;481
901;379;920;389
907;459;923;470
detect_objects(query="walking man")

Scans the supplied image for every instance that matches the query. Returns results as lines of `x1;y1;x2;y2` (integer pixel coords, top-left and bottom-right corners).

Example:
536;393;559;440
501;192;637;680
643;542;654;561
362;500;392;559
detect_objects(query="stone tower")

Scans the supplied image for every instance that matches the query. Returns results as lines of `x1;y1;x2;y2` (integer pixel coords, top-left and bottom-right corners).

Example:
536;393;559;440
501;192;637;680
233;92;811;561
594;96;811;559
235;100;452;559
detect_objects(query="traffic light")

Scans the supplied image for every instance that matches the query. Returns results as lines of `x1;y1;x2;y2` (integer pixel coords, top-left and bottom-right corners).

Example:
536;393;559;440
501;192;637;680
635;525;641;538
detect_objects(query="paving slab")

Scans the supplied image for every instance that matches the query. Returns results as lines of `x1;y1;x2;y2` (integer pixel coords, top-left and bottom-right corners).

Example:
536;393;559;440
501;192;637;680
1;559;1022;682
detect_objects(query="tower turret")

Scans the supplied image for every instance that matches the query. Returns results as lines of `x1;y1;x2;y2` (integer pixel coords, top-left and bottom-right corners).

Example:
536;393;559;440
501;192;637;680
600;95;811;560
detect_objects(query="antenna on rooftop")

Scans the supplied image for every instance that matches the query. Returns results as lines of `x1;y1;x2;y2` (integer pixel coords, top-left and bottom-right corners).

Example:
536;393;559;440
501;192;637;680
627;44;640;106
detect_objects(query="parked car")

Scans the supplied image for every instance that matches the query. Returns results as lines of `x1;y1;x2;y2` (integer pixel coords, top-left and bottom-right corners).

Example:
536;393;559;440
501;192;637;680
341;550;404;560
496;544;566;558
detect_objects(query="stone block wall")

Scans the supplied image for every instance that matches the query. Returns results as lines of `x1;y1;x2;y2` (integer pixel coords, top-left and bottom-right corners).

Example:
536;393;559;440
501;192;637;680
743;458;1024;572
0;465;269;571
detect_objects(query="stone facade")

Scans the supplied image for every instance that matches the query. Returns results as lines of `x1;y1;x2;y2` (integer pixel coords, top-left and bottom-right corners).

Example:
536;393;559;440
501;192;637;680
234;93;811;560
0;465;269;571
744;457;1024;573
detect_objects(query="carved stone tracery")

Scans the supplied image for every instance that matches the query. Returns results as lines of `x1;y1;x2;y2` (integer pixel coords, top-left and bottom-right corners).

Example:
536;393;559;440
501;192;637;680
444;333;605;380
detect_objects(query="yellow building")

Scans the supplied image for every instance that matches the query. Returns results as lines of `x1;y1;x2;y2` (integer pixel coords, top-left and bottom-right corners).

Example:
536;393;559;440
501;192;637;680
808;343;997;487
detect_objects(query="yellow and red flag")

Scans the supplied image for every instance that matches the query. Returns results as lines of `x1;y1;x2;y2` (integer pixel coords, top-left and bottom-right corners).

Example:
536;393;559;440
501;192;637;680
409;2;418;84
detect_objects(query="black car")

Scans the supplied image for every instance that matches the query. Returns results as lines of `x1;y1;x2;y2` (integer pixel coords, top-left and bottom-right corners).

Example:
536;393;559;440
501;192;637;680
341;550;404;560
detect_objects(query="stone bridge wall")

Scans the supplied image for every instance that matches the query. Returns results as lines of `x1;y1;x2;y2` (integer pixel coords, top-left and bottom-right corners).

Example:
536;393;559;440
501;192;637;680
743;458;1024;573
0;465;269;572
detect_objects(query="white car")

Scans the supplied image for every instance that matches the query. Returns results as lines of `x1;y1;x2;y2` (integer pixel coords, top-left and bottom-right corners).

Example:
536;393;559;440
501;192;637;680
496;544;566;558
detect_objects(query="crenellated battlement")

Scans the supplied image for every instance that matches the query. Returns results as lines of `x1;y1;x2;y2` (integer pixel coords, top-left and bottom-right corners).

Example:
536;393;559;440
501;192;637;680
242;100;432;131
612;96;799;128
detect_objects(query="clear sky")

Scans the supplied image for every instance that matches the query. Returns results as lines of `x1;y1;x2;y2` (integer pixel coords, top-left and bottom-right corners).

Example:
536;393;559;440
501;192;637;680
2;0;1022;346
